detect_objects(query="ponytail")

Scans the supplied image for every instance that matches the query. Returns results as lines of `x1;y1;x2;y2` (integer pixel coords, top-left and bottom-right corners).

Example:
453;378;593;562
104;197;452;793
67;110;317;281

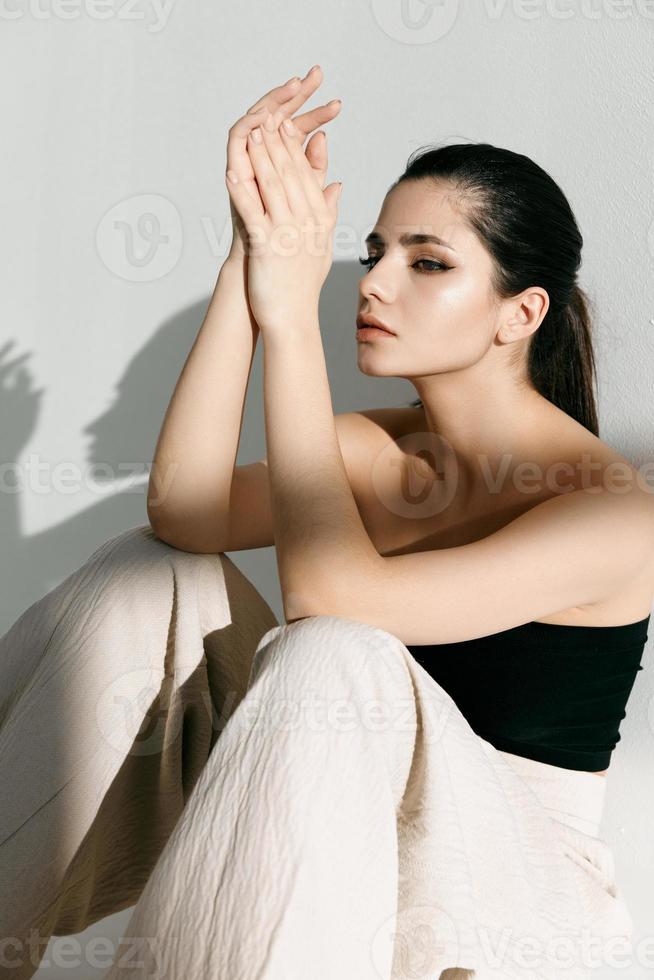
528;283;599;436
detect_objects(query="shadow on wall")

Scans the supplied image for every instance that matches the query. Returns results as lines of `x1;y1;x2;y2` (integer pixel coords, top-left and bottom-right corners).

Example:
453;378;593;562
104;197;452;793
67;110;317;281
0;261;414;637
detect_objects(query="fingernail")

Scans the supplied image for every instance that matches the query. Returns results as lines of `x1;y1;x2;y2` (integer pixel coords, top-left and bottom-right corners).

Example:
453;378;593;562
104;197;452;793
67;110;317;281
251;127;263;143
282;118;295;134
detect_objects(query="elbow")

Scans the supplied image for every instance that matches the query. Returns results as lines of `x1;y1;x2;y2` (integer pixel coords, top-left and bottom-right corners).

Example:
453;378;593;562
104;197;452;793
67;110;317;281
146;501;229;554
146;501;176;544
146;514;187;552
282;581;342;623
145;510;204;554
146;489;174;535
282;588;319;624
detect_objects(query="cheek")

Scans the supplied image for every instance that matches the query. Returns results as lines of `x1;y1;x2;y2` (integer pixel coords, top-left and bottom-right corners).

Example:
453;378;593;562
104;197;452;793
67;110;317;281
431;275;493;333
437;272;486;312
412;274;479;328
410;278;493;364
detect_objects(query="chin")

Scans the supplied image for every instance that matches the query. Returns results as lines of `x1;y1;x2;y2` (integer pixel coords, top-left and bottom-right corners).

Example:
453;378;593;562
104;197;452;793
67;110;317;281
356;361;398;378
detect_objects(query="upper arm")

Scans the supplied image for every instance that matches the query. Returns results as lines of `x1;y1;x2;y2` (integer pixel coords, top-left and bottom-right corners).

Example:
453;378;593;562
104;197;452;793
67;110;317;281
153;410;378;554
291;486;654;645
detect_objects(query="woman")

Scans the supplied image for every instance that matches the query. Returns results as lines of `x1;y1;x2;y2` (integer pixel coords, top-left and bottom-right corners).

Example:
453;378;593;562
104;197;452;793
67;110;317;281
1;66;652;979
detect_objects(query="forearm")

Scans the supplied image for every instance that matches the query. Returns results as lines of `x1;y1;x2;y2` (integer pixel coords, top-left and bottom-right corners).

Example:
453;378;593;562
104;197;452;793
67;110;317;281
261;322;380;620
147;255;258;542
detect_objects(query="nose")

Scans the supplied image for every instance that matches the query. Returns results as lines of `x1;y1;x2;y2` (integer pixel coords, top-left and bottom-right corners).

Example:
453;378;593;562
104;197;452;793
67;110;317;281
358;256;393;305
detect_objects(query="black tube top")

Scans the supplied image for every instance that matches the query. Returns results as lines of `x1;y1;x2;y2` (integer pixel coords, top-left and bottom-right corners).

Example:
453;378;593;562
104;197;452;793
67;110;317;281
405;614;650;771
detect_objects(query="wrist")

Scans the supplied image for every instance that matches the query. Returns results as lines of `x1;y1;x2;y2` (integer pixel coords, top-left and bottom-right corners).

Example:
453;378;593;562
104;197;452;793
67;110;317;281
221;249;247;278
215;255;261;334
260;313;321;345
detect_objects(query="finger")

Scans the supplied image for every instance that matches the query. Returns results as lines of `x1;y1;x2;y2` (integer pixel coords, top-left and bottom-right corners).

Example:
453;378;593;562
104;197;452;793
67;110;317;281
226;105;273;181
245;74;302;115
246;125;294;224
245;64;324;118
225;74;307;189
225;70;329;188
226;67;338;221
258;112;312;217
278;116;330;214
237;65;334;172
224;169;268;238
262;102;339;194
226;100;339;191
304;130;328;188
287;99;341;144
323;180;343;226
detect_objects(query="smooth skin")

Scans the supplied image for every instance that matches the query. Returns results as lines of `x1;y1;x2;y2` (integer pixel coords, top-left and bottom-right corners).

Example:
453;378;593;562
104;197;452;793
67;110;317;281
225;66;341;263
225;106;341;334
150;67;654;780
146;66;372;554
221;77;653;655
224;70;653;780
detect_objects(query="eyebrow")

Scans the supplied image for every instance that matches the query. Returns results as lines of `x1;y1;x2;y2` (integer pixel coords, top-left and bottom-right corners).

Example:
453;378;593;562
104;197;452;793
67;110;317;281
364;231;457;253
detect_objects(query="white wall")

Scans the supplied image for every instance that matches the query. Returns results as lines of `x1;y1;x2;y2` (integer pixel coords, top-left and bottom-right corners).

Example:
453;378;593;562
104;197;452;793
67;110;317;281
1;1;652;976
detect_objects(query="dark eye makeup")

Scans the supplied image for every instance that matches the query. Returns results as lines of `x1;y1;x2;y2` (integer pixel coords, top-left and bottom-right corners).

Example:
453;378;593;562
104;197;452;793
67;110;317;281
358;256;450;273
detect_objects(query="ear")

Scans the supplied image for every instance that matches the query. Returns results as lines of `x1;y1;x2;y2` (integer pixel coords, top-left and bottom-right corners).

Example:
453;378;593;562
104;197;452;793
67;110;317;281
500;286;549;343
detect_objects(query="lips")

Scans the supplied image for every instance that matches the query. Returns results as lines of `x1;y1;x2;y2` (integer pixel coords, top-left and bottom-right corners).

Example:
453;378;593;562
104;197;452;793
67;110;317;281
356;313;395;335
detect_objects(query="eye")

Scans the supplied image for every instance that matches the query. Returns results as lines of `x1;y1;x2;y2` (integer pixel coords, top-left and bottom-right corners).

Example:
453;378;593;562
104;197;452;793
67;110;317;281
412;258;449;272
358;256;449;273
358;256;378;270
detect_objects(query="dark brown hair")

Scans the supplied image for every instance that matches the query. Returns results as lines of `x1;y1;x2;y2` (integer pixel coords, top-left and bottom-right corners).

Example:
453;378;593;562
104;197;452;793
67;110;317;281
391;141;599;435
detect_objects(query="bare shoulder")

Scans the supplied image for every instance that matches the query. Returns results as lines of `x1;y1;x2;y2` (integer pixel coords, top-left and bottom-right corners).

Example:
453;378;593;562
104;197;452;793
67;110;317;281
347;403;654;617
335;404;425;473
334;403;431;521
345;404;425;439
348;405;428;450
553;428;654;618
574;429;653;504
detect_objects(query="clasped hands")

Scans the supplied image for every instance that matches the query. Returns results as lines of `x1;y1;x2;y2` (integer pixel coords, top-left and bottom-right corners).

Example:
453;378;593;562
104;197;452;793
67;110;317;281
225;69;342;336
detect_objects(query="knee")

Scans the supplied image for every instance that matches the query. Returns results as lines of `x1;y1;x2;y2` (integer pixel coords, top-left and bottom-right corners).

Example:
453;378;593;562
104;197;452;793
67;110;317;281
88;523;230;576
116;523;226;559
246;615;418;796
96;525;279;639
250;614;413;699
47;524;232;622
277;613;405;655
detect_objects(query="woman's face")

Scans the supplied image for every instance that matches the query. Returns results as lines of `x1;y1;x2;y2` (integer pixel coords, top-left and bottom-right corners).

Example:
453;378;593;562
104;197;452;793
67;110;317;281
356;179;506;380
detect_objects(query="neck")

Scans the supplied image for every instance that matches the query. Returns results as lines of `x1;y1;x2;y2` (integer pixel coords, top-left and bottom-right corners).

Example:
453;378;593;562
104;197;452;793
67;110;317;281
413;373;558;500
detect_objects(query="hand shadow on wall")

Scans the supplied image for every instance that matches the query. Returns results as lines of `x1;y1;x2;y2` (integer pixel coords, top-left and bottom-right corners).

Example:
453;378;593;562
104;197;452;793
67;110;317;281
0;264;413;637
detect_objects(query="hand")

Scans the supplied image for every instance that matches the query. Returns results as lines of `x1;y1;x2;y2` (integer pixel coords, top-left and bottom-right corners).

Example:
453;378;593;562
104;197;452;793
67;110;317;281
225;104;342;335
225;66;341;264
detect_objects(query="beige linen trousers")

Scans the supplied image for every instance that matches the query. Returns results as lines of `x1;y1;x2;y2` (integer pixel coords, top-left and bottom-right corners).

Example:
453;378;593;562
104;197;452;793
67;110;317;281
0;524;635;979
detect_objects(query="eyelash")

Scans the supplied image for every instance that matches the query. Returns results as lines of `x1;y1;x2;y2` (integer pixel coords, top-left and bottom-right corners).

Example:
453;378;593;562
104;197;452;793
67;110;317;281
358;256;449;273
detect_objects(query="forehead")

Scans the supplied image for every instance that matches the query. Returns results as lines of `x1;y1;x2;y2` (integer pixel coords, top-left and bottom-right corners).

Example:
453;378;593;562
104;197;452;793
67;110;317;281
372;179;473;252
